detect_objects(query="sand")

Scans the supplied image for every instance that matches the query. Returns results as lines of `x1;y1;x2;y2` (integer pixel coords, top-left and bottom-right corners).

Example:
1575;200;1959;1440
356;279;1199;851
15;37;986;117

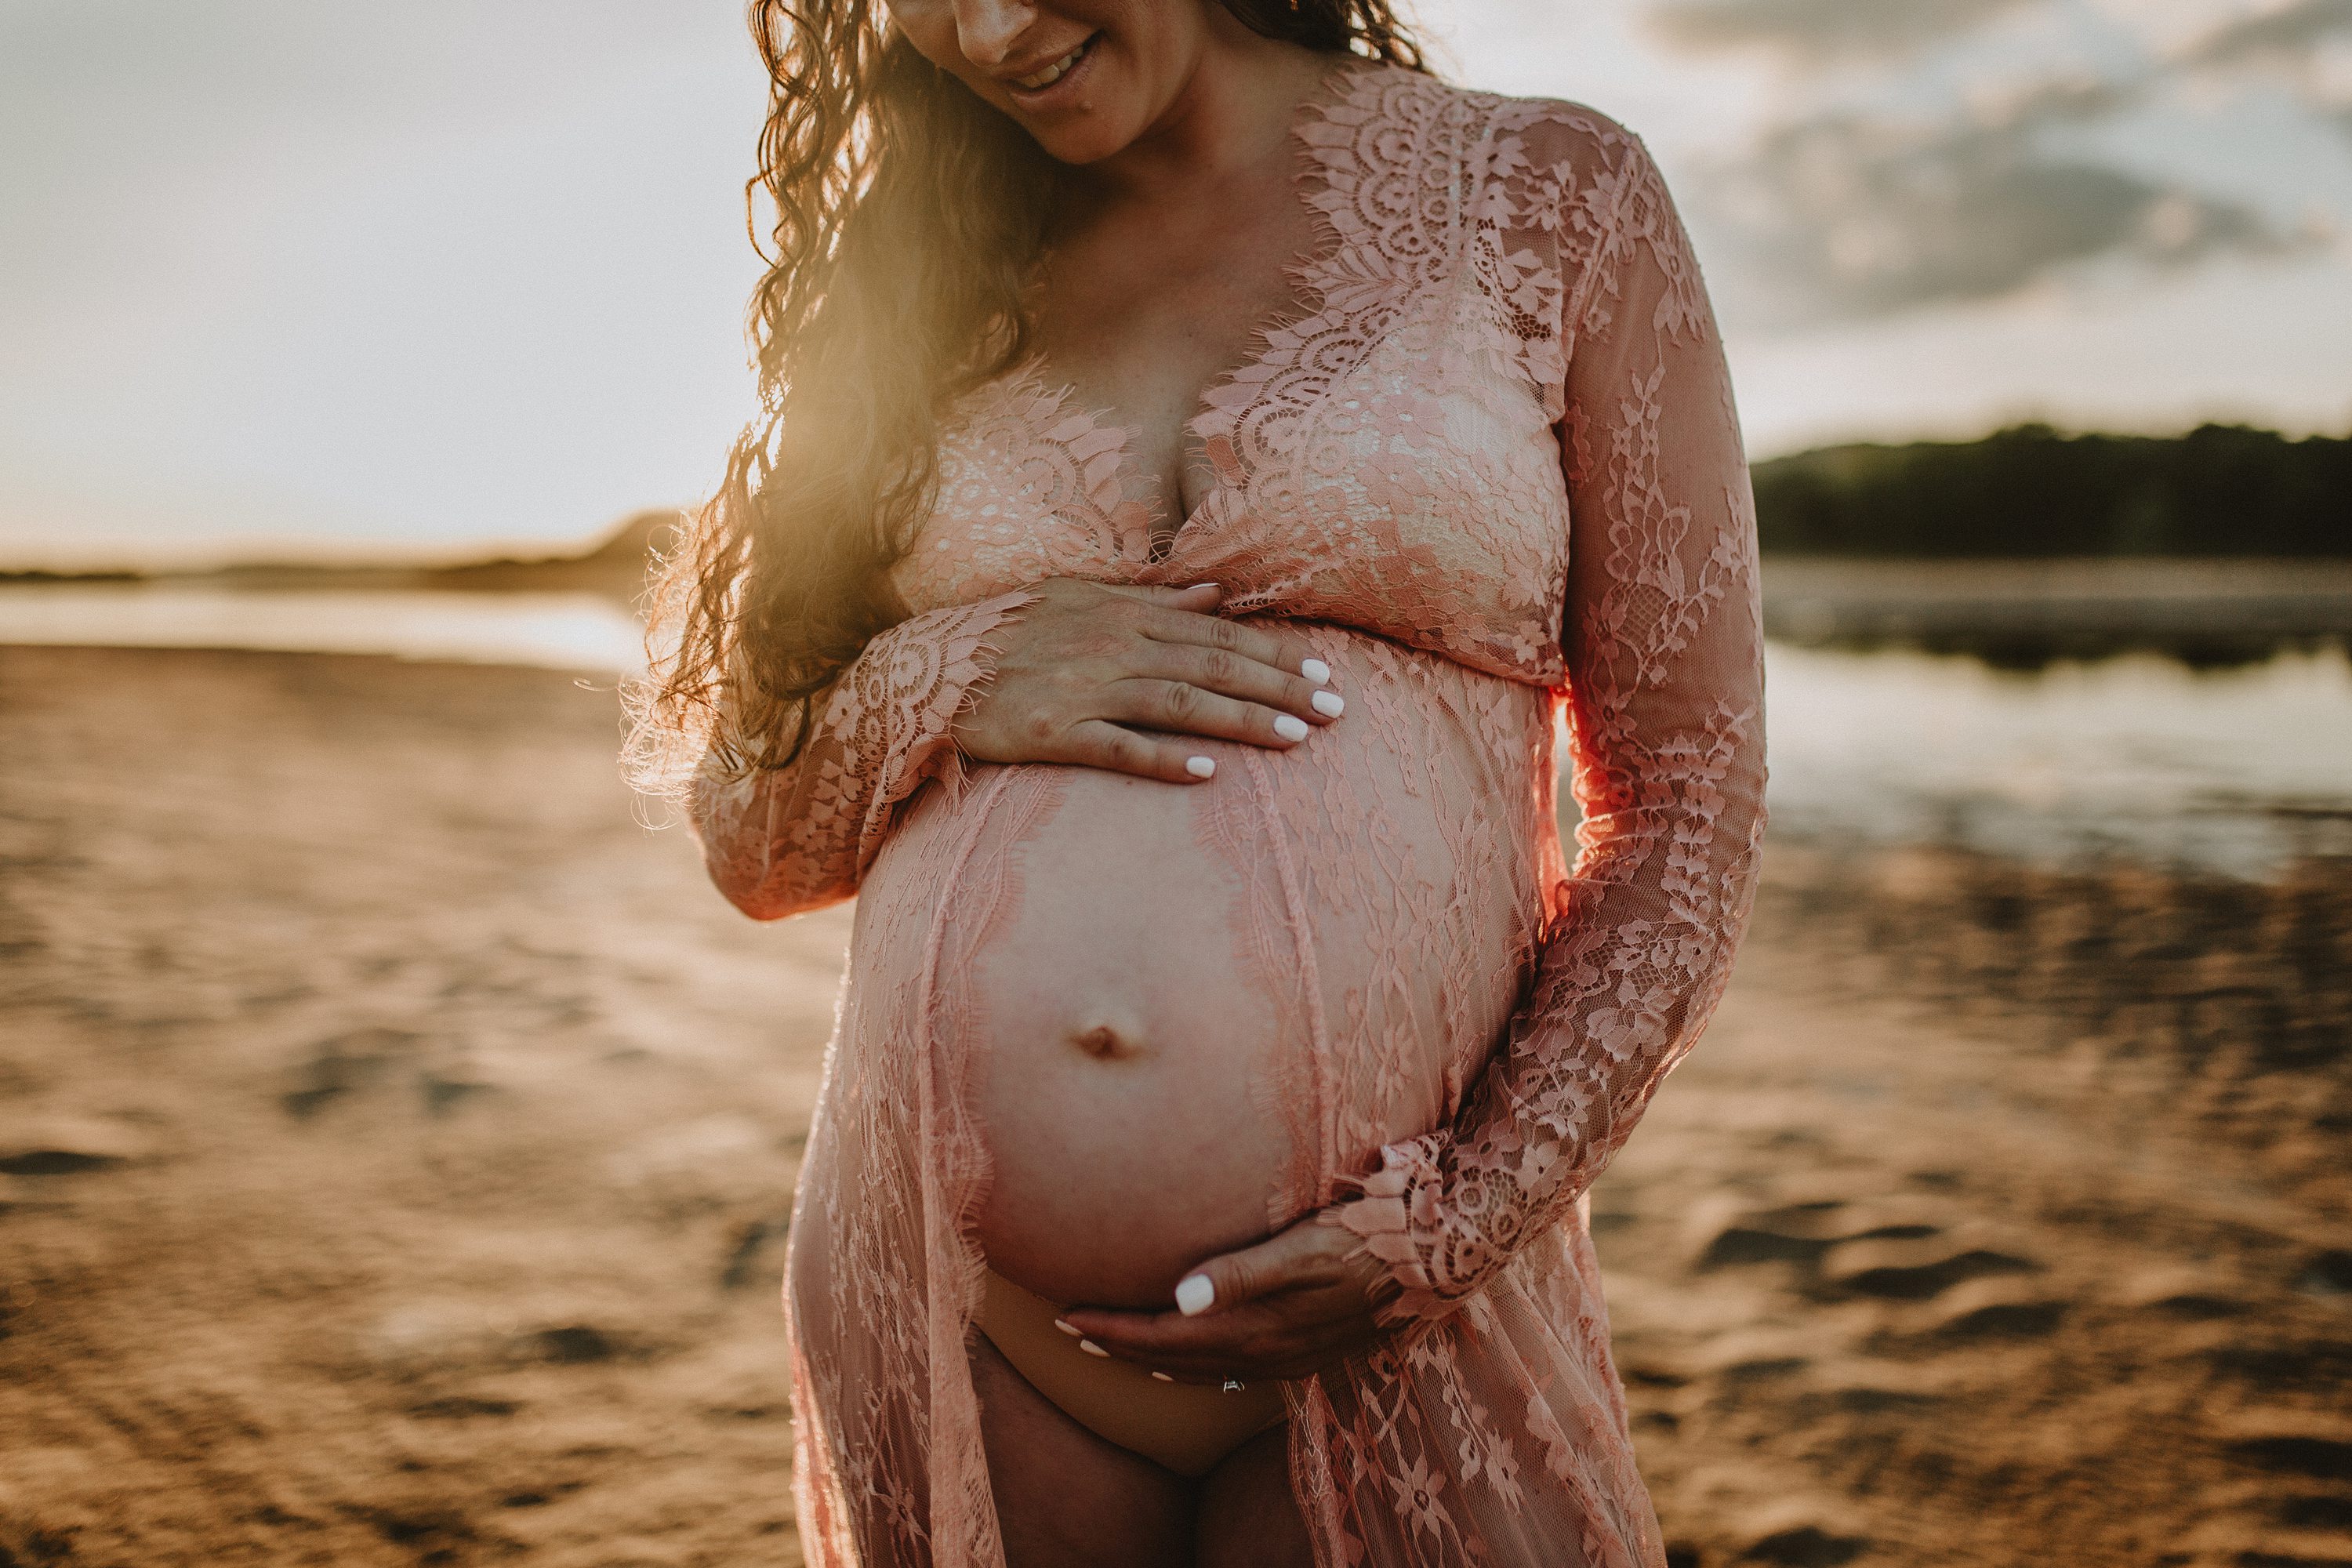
1;644;2346;1568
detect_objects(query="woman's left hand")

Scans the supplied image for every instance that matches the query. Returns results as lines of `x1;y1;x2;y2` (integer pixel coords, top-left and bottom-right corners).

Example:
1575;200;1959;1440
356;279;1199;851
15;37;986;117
1057;1210;1393;1385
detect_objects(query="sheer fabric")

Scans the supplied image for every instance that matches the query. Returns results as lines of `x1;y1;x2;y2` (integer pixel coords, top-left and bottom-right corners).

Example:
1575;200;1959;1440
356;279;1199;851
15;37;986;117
689;65;1766;1568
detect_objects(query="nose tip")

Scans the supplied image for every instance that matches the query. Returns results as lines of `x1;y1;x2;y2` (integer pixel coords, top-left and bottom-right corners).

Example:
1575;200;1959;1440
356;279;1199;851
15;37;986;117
954;0;1035;65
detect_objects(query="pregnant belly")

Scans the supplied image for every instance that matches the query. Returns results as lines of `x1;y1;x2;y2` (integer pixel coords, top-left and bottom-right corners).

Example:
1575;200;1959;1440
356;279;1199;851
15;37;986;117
957;638;1548;1310
968;760;1296;1309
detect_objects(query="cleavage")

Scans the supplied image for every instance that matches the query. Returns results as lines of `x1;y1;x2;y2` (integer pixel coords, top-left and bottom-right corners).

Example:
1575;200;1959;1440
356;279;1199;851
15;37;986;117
1026;169;1323;540
1033;302;1287;539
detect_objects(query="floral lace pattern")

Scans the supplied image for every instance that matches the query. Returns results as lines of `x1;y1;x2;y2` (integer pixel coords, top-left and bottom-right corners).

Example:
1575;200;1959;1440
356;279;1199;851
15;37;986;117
689;590;1039;917
688;64;1765;1568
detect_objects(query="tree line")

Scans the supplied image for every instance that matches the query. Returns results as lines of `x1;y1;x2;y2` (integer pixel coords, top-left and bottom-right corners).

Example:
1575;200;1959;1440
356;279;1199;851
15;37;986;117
1751;423;2352;557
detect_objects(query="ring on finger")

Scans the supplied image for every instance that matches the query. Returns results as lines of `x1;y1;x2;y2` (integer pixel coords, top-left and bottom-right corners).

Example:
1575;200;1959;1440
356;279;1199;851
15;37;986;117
1221;1377;1247;1393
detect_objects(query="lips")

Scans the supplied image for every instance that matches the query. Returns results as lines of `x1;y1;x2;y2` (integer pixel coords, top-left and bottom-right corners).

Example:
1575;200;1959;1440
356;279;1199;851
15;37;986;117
1008;34;1094;93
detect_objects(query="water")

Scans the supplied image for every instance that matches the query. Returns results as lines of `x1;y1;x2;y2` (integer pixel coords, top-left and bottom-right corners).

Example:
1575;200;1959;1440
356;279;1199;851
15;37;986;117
5;583;2347;879
0;584;642;673
1763;642;2352;877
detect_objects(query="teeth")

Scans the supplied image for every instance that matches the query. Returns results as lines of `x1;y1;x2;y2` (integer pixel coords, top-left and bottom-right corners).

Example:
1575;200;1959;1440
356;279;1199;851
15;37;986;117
1013;41;1085;90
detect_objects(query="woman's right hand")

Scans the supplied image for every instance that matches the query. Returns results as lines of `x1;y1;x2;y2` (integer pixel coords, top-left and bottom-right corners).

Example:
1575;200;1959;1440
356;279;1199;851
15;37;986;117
953;579;1344;782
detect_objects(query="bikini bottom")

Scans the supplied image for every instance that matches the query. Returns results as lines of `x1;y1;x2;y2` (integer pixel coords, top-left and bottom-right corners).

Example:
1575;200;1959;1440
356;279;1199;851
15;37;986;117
974;1267;1287;1479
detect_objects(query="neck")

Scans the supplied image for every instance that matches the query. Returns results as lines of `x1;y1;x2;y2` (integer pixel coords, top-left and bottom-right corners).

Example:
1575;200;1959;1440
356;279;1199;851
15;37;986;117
1080;19;1330;209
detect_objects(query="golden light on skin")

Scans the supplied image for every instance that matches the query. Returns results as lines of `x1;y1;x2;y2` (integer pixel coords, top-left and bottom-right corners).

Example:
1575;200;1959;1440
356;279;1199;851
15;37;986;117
882;0;1308;173
1;0;2347;570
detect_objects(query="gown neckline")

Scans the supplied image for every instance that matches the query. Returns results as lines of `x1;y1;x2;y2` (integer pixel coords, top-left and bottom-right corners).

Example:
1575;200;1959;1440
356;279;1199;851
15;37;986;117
1000;57;1378;558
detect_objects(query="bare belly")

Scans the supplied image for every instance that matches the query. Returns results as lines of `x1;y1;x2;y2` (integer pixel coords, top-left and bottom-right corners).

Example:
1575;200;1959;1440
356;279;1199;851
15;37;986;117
959;634;1552;1312
793;636;1554;1478
970;758;1294;1308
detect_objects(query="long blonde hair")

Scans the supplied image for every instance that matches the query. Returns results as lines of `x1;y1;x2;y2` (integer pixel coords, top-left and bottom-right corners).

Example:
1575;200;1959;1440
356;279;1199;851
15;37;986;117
628;1;1426;794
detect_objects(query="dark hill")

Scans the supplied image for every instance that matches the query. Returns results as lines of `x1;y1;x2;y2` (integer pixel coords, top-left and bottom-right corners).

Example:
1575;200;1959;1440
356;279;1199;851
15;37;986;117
416;508;682;594
1754;423;2352;559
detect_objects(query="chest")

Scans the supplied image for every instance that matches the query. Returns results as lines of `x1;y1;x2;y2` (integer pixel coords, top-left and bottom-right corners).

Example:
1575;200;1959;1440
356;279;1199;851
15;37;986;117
1029;160;1321;532
895;71;1584;689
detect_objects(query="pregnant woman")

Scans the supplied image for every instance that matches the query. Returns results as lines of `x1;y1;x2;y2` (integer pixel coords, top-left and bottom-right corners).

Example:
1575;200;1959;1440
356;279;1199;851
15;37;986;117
628;1;1766;1563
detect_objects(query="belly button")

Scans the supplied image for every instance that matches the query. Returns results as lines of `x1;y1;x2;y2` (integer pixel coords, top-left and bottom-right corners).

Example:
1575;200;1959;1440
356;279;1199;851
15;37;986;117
1069;1022;1144;1062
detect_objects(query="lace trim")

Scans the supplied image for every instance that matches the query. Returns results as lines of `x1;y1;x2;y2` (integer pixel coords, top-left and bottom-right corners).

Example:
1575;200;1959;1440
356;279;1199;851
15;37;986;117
688;587;1038;918
895;71;1619;690
1319;128;1767;1329
1195;68;1589;485
720;68;1760;1568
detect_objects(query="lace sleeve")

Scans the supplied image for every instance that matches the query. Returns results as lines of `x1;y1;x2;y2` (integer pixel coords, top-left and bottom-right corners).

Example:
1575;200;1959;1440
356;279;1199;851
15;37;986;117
1333;134;1767;1323
689;589;1037;921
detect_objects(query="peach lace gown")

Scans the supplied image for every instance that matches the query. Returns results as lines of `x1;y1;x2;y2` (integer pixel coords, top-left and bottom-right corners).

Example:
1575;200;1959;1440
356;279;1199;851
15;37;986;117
689;67;1766;1568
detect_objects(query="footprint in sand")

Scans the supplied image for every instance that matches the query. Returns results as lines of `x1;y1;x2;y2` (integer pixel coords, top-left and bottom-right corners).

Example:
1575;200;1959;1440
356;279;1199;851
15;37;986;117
408;1396;523;1420
1817;1235;2039;1302
2269;1494;2352;1531
1921;1294;2067;1343
1864;1276;2071;1351
2299;1250;2352;1302
281;1029;498;1119
0;1114;151;1175
2214;1426;2352;1563
1688;1195;1980;1300
1693;1194;1947;1279
1740;1523;1871;1566
2228;1433;2352;1485
279;1027;423;1118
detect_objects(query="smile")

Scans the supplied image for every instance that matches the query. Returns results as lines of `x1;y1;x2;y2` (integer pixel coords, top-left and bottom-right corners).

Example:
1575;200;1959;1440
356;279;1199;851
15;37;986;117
1009;34;1095;93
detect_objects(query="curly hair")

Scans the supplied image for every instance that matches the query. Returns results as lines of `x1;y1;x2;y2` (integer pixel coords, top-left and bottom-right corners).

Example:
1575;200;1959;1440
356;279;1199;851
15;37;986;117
627;1;1428;796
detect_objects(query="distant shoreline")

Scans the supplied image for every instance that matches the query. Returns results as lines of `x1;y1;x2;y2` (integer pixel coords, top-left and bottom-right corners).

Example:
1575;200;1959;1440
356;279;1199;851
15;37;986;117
13;423;2352;590
0;509;680;603
10;551;2346;668
9;442;2352;666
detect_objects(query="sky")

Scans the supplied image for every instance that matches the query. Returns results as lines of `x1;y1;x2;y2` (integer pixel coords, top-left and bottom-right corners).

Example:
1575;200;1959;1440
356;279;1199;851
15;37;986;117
2;0;2348;569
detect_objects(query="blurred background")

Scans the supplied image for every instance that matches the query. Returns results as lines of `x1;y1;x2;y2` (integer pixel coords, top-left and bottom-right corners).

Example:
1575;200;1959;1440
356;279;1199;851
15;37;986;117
2;2;2347;1566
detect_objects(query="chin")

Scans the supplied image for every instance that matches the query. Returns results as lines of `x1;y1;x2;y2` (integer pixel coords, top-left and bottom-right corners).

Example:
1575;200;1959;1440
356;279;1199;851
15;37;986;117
1026;119;1144;165
989;35;1158;166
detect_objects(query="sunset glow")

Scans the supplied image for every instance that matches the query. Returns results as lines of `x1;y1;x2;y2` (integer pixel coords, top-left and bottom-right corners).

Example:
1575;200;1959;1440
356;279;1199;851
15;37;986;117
3;0;2345;568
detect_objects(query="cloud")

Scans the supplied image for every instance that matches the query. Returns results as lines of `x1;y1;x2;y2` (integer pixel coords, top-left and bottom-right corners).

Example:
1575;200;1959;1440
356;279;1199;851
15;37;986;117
2182;0;2352;66
1646;2;2338;321
1650;0;2035;59
1705;89;2288;319
2176;0;2352;138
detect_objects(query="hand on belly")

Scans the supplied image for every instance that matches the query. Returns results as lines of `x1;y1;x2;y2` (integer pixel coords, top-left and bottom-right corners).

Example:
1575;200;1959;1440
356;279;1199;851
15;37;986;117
969;768;1294;1309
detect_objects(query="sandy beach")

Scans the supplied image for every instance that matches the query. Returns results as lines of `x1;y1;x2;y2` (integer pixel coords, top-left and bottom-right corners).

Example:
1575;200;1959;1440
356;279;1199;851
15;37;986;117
2;644;2347;1567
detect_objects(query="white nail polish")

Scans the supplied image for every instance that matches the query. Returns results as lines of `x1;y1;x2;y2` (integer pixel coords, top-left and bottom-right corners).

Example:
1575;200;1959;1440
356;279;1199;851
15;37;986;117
1080;1339;1111;1358
1312;691;1345;717
1053;1319;1081;1338
1274;714;1309;742
1175;1275;1215;1317
1151;1371;1174;1382
1186;756;1217;779
1301;659;1331;685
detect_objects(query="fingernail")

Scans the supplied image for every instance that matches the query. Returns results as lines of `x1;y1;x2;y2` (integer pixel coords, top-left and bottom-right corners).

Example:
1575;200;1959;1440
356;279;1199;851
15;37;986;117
1186;756;1217;779
1273;714;1309;742
1188;583;1220;593
1301;659;1330;685
1151;1371;1174;1382
1175;1275;1214;1317
1080;1339;1111;1358
1312;691;1345;717
1053;1319;1081;1338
